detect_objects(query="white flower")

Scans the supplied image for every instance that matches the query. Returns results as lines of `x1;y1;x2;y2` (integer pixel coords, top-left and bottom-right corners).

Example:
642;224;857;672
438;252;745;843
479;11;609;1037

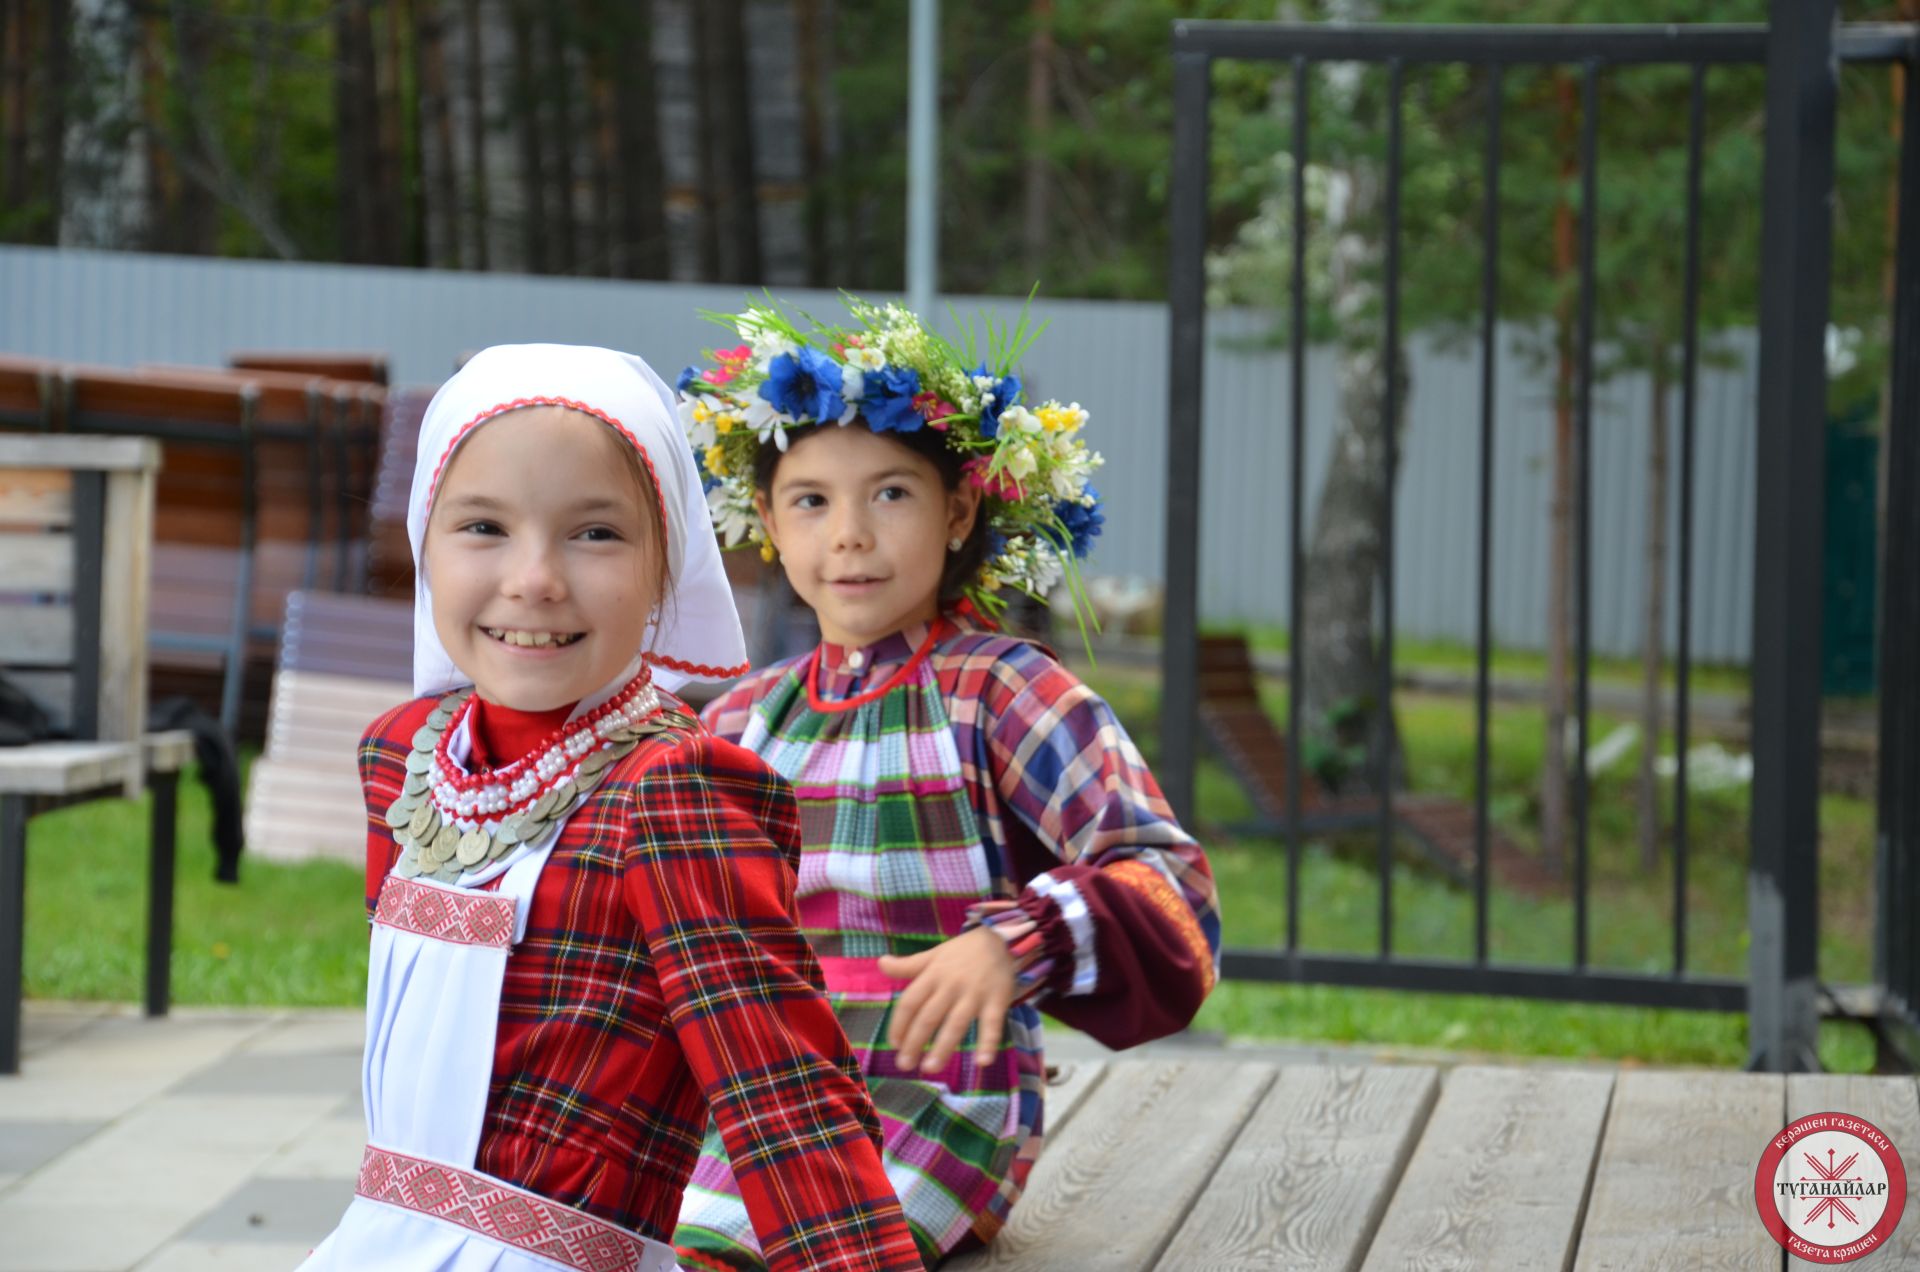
744;398;790;450
848;346;886;372
708;484;757;546
1005;444;1039;481
841;365;866;403
1050;468;1080;499
1001;405;1043;435
745;322;797;363
681;397;719;448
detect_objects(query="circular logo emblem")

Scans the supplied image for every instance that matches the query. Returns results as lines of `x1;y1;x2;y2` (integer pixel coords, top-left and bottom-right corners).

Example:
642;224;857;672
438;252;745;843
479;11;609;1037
1756;1111;1907;1263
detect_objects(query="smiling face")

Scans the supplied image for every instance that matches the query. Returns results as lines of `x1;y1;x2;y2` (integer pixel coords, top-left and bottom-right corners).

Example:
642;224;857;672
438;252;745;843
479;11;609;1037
422;406;665;709
756;424;979;649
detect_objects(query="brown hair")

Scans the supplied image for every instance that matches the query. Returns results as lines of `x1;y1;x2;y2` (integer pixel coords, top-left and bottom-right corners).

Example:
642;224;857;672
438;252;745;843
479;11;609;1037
753;422;990;602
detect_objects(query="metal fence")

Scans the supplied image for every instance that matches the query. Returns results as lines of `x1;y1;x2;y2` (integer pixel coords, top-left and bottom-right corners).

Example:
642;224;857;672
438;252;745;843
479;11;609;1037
1162;13;1920;1072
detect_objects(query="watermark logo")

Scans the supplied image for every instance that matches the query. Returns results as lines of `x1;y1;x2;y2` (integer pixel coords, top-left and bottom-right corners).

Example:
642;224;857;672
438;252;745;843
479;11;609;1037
1755;1111;1907;1264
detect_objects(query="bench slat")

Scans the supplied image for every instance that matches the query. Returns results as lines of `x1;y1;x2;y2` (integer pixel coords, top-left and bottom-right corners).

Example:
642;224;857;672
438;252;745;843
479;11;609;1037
1161;1064;1439;1272
1040;1060;1108;1140
1573;1071;1782;1271
0;741;140;795
0;469;71;528
1363;1065;1614;1272
0;604;73;665
948;1060;1274;1272
0;532;73;591
1784;1075;1920;1270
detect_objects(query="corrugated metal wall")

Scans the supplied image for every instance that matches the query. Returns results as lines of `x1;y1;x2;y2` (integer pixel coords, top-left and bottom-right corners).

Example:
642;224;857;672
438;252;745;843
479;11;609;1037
0;245;1758;660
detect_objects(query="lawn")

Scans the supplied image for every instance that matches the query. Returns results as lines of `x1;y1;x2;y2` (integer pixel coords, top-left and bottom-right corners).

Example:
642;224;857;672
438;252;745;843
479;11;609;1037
17;652;1881;1070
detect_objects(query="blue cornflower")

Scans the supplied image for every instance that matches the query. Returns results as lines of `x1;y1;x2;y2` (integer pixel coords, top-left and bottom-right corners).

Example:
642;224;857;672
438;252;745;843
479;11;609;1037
1046;487;1104;559
760;347;846;422
860;365;924;433
971;363;1022;439
675;365;701;393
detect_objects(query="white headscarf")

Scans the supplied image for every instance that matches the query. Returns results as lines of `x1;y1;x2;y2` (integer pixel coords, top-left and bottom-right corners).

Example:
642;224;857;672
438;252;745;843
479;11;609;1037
406;343;749;700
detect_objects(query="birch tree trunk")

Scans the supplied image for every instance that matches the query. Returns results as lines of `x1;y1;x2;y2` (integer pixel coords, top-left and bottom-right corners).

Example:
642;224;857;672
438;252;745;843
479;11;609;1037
1300;159;1409;794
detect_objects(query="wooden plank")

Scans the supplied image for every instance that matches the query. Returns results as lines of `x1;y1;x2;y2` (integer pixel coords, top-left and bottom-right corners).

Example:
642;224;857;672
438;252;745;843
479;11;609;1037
1785;1075;1920;1269
1362;1065;1613;1272
96;463;154;745
0;604;73;664
0;741;140;795
949;1059;1274;1272
144;730;195;773
0;436;161;472
1041;1059;1108;1139
0;469;71;528
0;533;73;591
1574;1070;1783;1271
1161;1064;1439;1272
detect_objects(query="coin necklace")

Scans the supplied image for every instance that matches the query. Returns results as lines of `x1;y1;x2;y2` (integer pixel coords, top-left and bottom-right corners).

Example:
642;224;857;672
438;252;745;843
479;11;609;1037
381;671;690;884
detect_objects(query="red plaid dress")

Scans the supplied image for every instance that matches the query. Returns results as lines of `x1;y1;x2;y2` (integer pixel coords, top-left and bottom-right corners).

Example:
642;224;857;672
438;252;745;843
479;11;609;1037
359;692;922;1272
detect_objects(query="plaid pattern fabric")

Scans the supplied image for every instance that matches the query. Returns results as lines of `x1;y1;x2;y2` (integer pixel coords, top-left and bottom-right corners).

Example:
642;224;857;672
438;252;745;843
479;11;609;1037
358;693;921;1272
677;617;1220;1269
677;655;1045;1267
701;617;1221;1045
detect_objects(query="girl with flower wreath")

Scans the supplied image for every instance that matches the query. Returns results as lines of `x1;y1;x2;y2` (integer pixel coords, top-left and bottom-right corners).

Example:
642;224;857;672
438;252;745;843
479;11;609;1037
303;345;920;1272
671;301;1222;1268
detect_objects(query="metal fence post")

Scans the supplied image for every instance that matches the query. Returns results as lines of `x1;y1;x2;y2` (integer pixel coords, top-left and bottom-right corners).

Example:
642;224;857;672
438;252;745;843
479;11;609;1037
1748;0;1836;1074
1162;35;1211;826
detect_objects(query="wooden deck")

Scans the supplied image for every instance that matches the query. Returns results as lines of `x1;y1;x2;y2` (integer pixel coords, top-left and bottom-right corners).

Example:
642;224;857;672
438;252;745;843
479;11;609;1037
948;1057;1920;1271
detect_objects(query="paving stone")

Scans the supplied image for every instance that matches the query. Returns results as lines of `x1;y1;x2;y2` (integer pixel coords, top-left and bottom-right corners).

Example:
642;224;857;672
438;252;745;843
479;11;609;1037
256;1095;363;1181
167;1046;360;1099
179;1176;355;1247
135;1241;314;1272
0;1119;103;1176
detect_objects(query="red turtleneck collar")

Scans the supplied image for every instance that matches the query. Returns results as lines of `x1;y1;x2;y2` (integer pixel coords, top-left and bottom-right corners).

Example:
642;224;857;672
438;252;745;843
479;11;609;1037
468;696;576;770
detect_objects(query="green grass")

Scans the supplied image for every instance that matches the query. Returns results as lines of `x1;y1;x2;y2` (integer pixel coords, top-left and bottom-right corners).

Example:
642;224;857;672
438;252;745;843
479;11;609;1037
1226;625;1755;699
23;756;369;1006
1080;662;1881;1070
16;657;1883;1070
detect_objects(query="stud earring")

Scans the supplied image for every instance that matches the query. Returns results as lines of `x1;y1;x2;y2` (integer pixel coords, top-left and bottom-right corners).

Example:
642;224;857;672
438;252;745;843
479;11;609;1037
948;537;964;553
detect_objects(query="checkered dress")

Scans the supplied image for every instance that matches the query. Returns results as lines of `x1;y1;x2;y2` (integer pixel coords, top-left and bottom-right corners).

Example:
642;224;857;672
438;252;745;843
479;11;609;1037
358;692;922;1271
674;618;1220;1269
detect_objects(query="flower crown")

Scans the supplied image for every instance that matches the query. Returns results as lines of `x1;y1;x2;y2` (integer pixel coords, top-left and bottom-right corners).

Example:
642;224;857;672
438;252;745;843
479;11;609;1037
676;295;1105;627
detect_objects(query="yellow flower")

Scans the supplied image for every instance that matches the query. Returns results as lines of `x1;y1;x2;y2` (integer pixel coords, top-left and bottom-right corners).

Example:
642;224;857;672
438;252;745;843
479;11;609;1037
704;444;729;477
1039;401;1087;433
692;402;712;424
760;541;777;563
714;414;736;435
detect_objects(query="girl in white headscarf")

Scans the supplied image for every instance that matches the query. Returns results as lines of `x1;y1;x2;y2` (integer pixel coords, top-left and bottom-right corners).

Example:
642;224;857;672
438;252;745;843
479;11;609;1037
302;345;920;1272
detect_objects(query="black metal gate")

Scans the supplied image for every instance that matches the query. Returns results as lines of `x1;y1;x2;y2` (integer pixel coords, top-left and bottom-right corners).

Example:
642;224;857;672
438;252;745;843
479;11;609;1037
1161;7;1920;1073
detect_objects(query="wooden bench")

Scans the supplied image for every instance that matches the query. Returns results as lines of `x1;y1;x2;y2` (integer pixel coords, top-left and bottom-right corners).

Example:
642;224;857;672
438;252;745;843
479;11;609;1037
142;366;372;592
1198;633;1555;894
244;590;412;865
54;368;262;737
230;351;389;387
949;1056;1920;1269
0;355;59;431
0;435;193;1074
365;386;433;595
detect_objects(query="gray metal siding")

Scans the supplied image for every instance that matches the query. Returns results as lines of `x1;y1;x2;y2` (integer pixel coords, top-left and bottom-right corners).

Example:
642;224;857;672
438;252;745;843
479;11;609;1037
0;245;1759;661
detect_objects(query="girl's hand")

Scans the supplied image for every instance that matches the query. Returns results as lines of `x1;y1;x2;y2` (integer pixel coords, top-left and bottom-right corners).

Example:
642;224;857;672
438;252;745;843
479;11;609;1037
876;928;1019;1073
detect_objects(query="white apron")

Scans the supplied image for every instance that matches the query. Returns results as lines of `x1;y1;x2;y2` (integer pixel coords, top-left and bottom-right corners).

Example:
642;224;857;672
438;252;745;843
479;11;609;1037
303;838;680;1272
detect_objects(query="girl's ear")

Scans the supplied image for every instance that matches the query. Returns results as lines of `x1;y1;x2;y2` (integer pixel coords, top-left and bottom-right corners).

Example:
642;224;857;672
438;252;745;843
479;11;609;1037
752;490;780;552
946;480;982;542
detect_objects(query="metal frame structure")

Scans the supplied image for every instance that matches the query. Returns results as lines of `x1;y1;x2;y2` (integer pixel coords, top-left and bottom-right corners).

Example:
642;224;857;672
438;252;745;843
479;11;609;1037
1163;7;1919;1071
